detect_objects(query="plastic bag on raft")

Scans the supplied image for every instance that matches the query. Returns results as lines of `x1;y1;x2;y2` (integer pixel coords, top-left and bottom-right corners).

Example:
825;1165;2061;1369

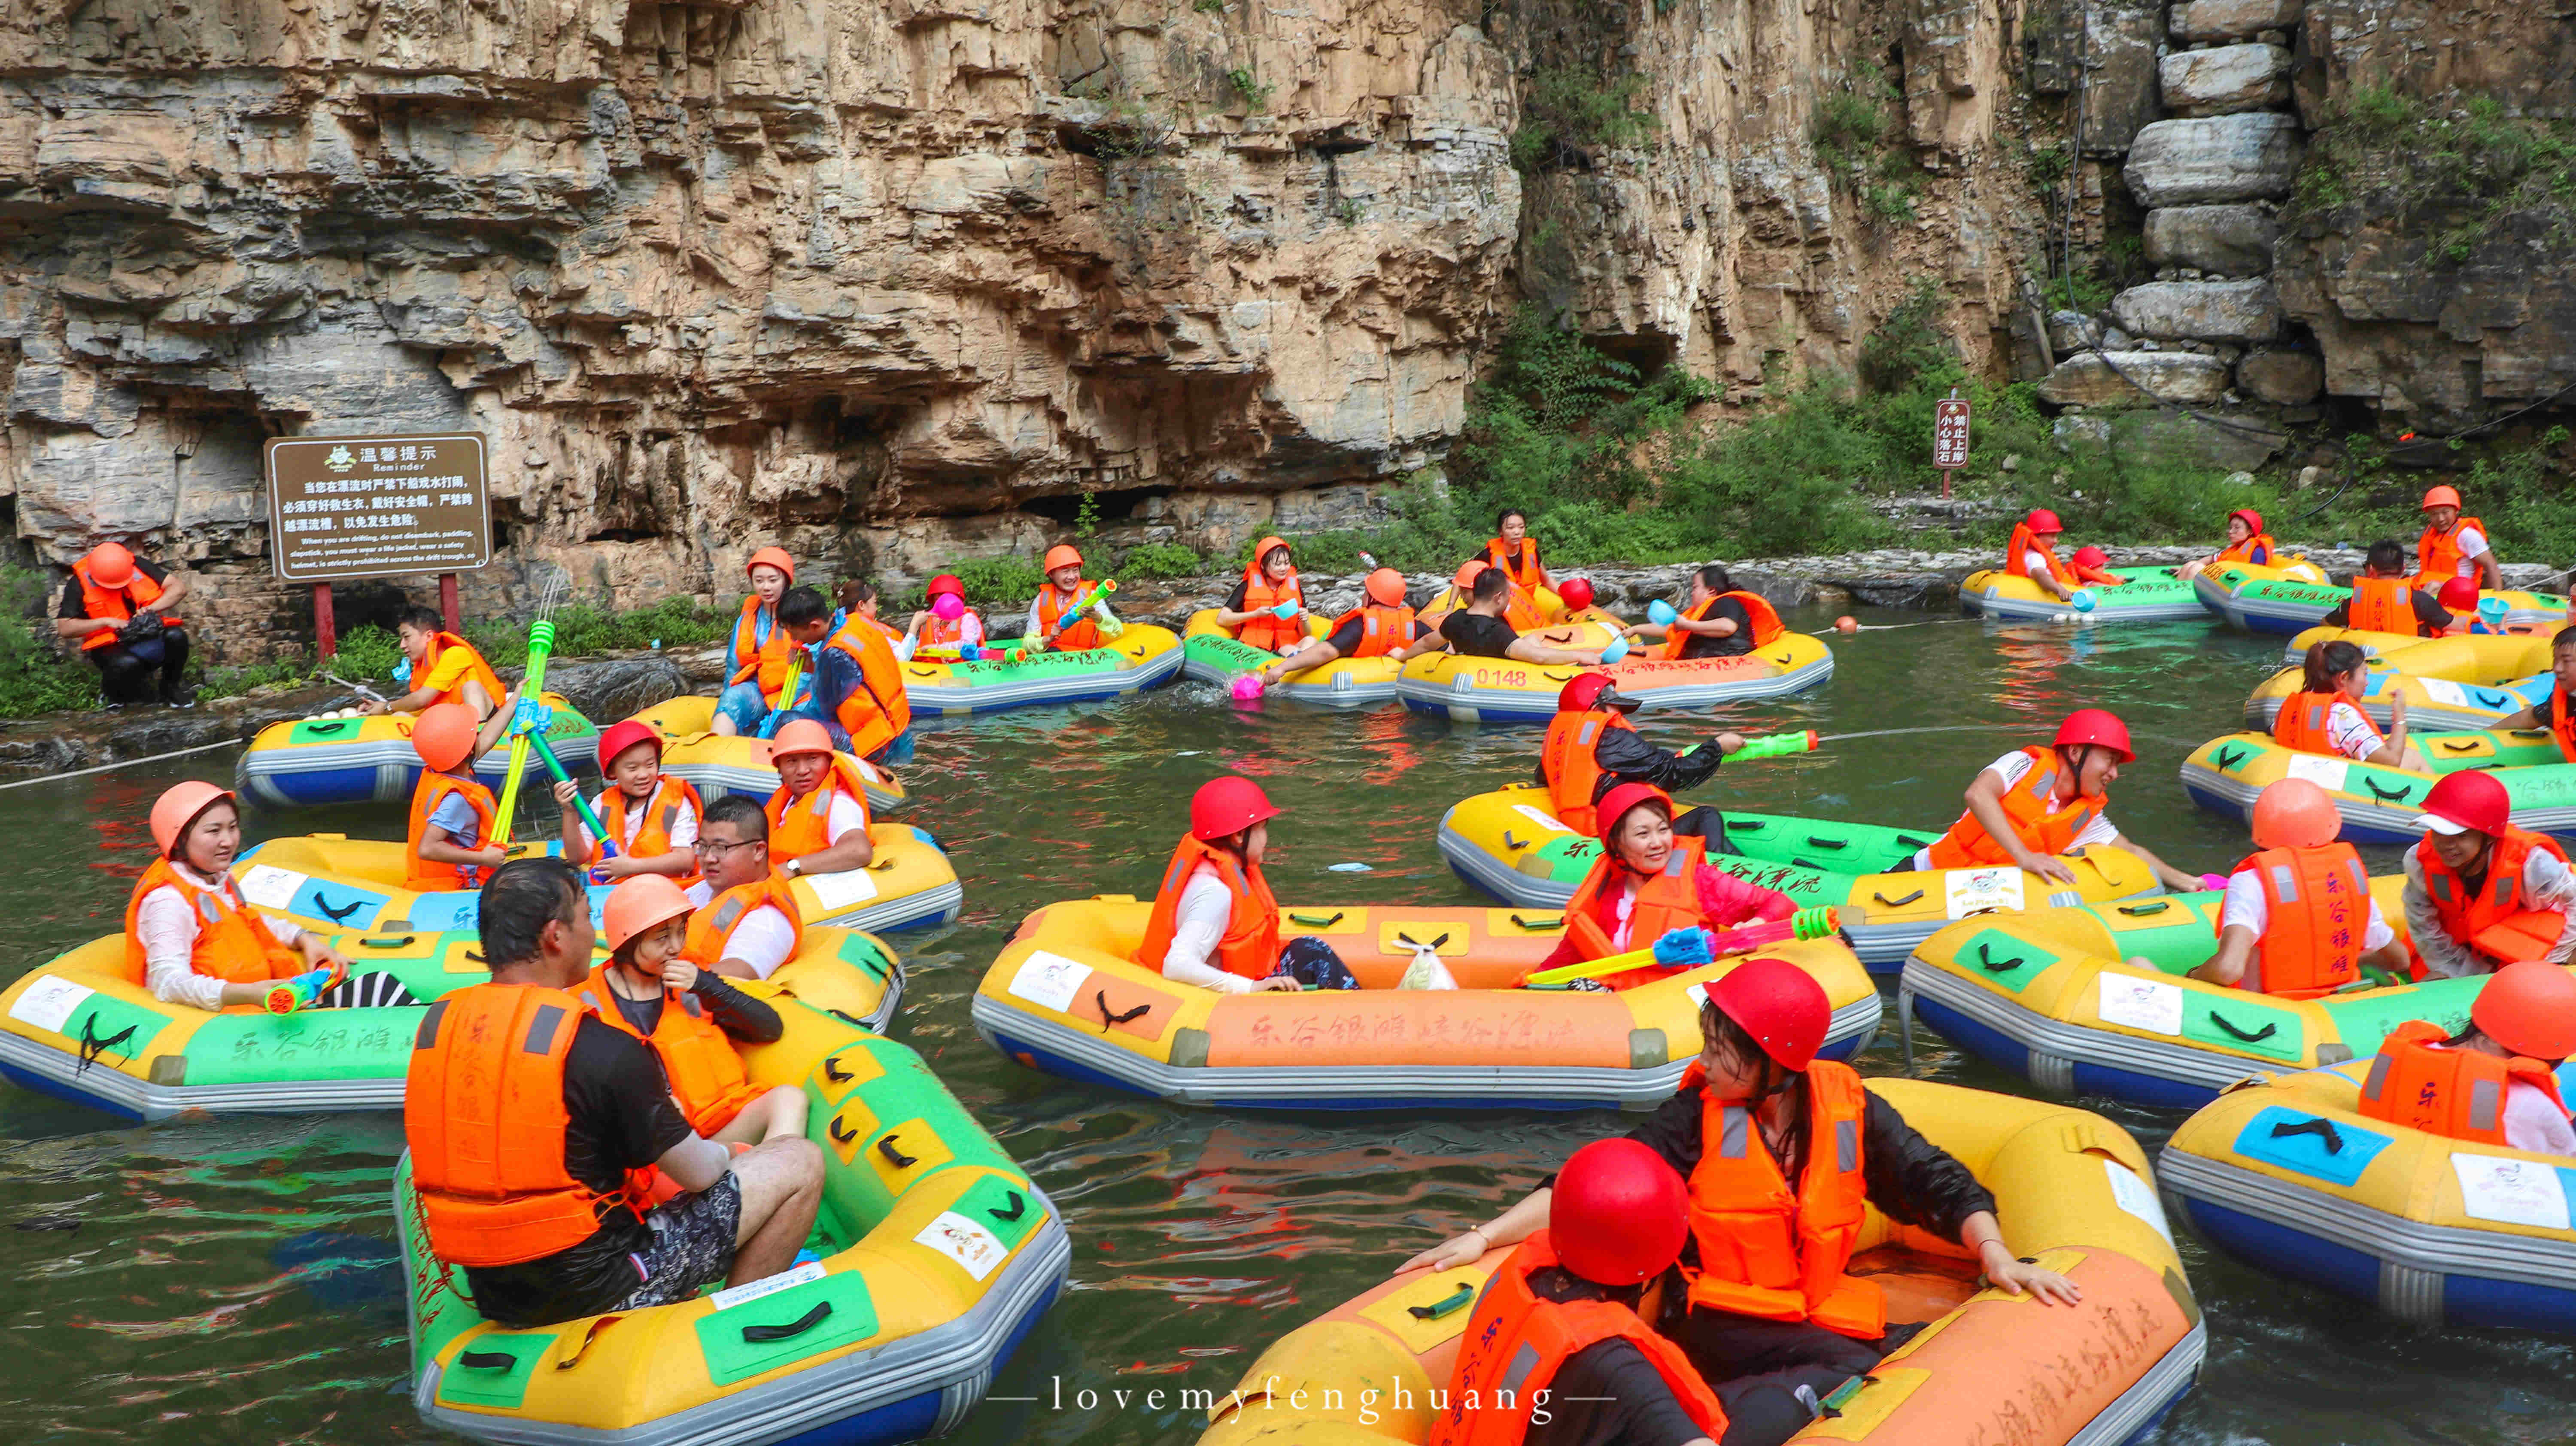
1399;944;1458;991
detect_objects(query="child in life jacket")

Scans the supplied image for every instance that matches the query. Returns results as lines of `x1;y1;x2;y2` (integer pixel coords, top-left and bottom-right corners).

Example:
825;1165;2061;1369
2175;507;2273;581
1398;960;2079;1446
902;573;985;660
713;547;799;737
2415;484;2502;594
1028;544;1111;653
1215;535;1319;663
2359;961;2576;1157
1525;784;1792;989
407;702;513;892
554;720;702;883
1251;567;1440;684
2402;769;2576;978
583;875;807;1147
837;579;905;642
1139;777;1359;993
2185;780;2408;996
2272;639;2427;770
2002;508;2082;603
364;605;509;721
2493;626;2576;761
2067;545;2126;587
126;783;402;1010
2319;541;2455;637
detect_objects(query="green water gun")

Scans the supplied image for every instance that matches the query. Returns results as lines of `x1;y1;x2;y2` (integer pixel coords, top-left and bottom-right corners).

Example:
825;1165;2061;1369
491;618;559;847
1685;729;1818;761
1046;579;1123;642
263;961;347;1015
524;729;620;876
1525;907;1841;987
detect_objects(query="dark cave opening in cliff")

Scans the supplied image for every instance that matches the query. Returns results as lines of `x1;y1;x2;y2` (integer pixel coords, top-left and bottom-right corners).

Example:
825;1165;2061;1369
1021;485;1173;529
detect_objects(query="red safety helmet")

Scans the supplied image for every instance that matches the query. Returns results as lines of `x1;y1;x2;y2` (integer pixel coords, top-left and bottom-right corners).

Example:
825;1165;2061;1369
1594;782;1674;846
2421;485;2463;512
1558;578;1596;612
595;720;662;772
1558;672;1613;713
2024;508;2065;535
412;703;480;773
1550;1138;1689;1286
1190;776;1280;841
1364;568;1408;608
2437;576;2480;613
2228;508;2266;536
1702;956;1832;1072
2071;545;2109;569
2473;961;2576;1060
746;546;796;582
82;541;137;589
2251;779;2342;850
149;781;236;858
2416;769;2510;838
927;572;966;598
2054;708;2134;762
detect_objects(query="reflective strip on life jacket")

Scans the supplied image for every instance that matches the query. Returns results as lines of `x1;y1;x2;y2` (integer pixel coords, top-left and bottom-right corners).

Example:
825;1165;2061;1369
2215;534;2276;566
1681;1059;1881;1337
1325;603;1418;659
408;771;499;892
2004;525;2076;586
2414;515;2486;588
1136;834;1282;981
2225;845;2369;998
121;857;303;987
681;869;805;971
420;633;505;715
1236;556;1306;653
1924;746;2103;869
2346;577;2419;635
1482;536;1549;593
1561;835;1707;978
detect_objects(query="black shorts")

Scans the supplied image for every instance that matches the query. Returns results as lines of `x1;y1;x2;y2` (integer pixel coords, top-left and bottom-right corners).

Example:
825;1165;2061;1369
616;1173;741;1310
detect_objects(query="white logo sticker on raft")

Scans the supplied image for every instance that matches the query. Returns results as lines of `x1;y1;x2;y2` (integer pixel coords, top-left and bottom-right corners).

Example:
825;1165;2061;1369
2419;678;2471;709
1511;805;1575;835
7;975;93;1034
2282;753;2350;792
1007;951;1093;1014
236;865;310;911
708;1260;826;1311
914;1211;1009;1281
1944;867;2024;920
800;866;880;914
2096;975;2184;1036
2451;1153;2572;1230
2102;1158;2176;1246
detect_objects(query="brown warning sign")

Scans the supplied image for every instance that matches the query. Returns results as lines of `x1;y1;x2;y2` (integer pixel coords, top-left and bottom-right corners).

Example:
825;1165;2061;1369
264;433;493;582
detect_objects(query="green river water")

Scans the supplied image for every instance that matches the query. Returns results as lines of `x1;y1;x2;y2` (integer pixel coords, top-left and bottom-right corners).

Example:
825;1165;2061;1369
3;606;2571;1446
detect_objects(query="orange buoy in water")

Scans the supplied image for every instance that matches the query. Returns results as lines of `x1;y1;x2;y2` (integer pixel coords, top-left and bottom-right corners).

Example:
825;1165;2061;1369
1834;616;1858;633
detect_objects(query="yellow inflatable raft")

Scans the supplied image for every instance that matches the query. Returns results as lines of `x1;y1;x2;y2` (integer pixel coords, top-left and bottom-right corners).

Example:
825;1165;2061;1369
2179;726;2576;844
0;924;902;1120
230;826;963;938
401;1006;1068;1446
1397;626;1833;723
1201;1079;2202;1446
623;696;908;812
1179;610;1401;706
2245;630;2554;735
2197;559;2564;635
236;691;596;810
1964;565;2228;623
971;898;1879;1111
901;623;1185;714
2161;1057;2576;1332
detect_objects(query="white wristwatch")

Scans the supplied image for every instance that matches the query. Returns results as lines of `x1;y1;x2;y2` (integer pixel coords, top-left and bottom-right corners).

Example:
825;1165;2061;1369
784;858;801;878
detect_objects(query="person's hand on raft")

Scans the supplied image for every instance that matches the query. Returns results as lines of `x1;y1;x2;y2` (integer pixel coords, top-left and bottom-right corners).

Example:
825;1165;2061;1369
1252;975;1301;993
1394;1226;1491;1275
2014;845;2079;886
1982;1249;2083;1305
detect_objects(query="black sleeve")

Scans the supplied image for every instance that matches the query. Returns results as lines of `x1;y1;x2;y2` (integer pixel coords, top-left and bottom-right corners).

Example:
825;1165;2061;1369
690;973;784;1045
2416;591;2454;632
1325;618;1365;655
1534;1340;1707;1446
565;1017;694;1170
1594;727;1724;795
1859;1092;1996;1241
56;576;82;620
2536;692;2558;729
1224;580;1248;611
1620;1080;1707;1180
133;558;169;585
2321;600;2350;627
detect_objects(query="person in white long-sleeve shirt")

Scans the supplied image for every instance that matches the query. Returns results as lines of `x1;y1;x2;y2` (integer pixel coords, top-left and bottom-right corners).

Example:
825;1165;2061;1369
1136;777;1359;993
2401;769;2576;979
125;782;374;1011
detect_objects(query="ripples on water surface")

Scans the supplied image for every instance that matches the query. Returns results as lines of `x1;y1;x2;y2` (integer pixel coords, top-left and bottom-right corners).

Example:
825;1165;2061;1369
4;608;2571;1444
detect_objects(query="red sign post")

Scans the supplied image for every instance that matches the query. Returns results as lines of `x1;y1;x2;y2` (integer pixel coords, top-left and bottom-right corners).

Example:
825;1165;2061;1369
1932;389;1972;499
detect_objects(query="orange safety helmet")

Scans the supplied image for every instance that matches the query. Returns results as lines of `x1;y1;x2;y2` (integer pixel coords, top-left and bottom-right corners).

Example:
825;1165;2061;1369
83;541;137;589
769;718;836;760
1558;578;1596;612
1043;544;1084;573
1452;560;1489;591
1701;955;1833;1072
746;546;796;582
413;703;480;773
1364;568;1408;608
603;875;696;955
149;781;236;858
2473;961;2576;1060
2024;508;2065;535
2437;576;2481;613
2421;485;2463;512
2053;707;2135;762
2251;778;2343;851
594;720;662;772
1551;1139;1689;1286
926;572;966;598
1190;776;1280;841
2416;769;2511;838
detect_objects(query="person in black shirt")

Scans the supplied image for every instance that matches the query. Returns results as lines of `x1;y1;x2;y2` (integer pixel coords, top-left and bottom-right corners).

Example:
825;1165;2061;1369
2320;541;2453;635
1436;564;1608;665
55;541;193;706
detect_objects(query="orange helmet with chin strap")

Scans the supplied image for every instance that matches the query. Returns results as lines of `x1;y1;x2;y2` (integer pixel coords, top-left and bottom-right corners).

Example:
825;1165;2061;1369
150;781;236;858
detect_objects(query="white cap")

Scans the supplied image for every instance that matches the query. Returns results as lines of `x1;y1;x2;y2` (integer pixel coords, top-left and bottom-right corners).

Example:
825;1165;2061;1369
2413;811;2476;836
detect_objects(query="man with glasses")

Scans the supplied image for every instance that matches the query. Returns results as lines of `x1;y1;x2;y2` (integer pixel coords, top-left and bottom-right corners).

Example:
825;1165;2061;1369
682;796;804;981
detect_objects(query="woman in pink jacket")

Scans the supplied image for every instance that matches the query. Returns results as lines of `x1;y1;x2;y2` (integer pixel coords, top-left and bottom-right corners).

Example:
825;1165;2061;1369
1528;783;1795;988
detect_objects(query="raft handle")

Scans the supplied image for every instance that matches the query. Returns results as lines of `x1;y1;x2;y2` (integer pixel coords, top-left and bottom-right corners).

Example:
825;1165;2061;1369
990;1190;1029;1222
741;1302;832;1344
1288;911;1346;927
2116;902;2171;917
1094;989;1151;1033
2474;690;2513;709
2363;778;2415;803
1973;943;2026;974
360;935;417;948
829;1119;857;1145
74;1016;138;1075
878;1135;920;1169
1503;831;1530;852
458;1350;520;1371
2205;1011;2279;1044
823;1055;854;1084
1733;818;1768;832
1792;858;1830;872
2436;740;2482;753
304;720;353;736
2268;1116;2344;1153
465;950;486;964
1407;1284;1475;1320
826;1009;867;1029
1893;834;1931;849
1508;914;1564;931
1871;889;1926;908
312;890;364;924
1395;932;1452;951
1804;836;1849;850
2213;745;2248;772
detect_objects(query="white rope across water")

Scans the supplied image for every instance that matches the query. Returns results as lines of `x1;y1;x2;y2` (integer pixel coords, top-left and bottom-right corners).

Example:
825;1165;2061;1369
0;735;246;792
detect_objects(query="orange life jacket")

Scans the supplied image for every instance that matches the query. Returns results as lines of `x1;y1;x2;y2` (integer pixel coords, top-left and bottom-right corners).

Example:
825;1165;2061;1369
407;770;498;892
1662;591;1783;659
2415;826;2569;971
2223;845;2372;998
1482;536;1549;593
1137;834;1281;981
917;608;983;648
1035;583;1103;653
2215;534;2276;566
573;964;765;1138
1559;835;1709;991
597;775;703;887
862;613;905;642
764;754;872;863
2005;524;2076;586
1498;582;1546;632
729;597;799;702
1681;1059;1880;1336
1326;602;1418;659
1429;1230;1728;1446
73;559;178;653
2273;691;2380;757
682;869;804;971
1541;708;1635;838
404;983;623;1267
121;859;304;988
2415;515;2487;589
2552;685;2576;766
2358;1020;2570;1146
1924;746;2104;869
2071;560;2126;587
1235;541;1305;652
419;632;505;715
820;616;911;760
2346;576;2421;635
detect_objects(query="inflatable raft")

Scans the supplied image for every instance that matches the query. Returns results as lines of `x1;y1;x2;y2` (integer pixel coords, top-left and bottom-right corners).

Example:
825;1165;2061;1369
231;827;963;937
620;696;908;812
901;623;1184;715
1201;1079;2202;1446
2243;631;2552;735
1178;611;1401;706
2161;1058;2576;1331
0;925;902;1120
2196;559;2566;635
970;898;1879;1111
1961;565;2218;623
1419;580;1570;623
1895;883;2520;1109
1397;628;1833;723
1437;784;2163;971
2180;727;2576;843
235;693;598;811
401;1011;1068;1446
